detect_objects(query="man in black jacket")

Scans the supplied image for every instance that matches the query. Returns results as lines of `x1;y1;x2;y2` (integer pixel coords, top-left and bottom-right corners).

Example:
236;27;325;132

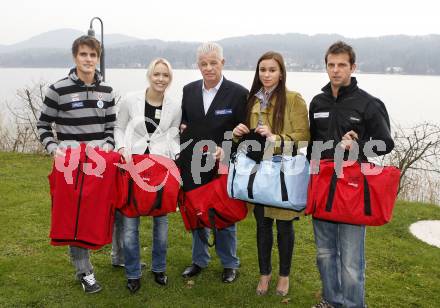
180;42;248;283
309;41;394;308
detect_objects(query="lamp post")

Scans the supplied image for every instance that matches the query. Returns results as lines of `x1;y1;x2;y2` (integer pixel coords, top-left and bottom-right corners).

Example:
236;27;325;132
87;17;105;81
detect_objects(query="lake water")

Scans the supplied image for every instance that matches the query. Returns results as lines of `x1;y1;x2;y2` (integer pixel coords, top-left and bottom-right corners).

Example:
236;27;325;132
1;68;439;126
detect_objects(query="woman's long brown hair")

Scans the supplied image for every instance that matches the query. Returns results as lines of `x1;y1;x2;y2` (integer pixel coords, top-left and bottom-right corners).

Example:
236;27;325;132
245;51;287;134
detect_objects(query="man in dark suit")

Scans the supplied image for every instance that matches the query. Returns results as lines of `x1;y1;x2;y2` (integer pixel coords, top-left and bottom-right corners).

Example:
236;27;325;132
180;42;248;283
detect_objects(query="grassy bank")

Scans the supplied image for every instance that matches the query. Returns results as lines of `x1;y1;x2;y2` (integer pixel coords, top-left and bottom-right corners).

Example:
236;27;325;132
0;152;439;307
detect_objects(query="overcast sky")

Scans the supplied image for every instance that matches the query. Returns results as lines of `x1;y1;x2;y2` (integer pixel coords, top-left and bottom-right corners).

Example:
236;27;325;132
1;0;438;45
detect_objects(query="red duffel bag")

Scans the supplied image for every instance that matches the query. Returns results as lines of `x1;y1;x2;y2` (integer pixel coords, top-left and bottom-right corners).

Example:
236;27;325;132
118;154;181;217
305;160;400;226
178;164;248;244
49;144;121;249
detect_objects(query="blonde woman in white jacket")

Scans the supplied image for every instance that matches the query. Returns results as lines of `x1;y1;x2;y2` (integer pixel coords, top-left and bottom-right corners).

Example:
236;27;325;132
112;58;181;293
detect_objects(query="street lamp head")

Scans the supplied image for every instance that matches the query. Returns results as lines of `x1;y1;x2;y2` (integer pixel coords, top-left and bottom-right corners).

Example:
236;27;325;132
87;28;95;37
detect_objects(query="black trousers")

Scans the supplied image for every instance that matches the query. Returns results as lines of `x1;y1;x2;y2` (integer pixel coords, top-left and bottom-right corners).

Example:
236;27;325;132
253;205;295;277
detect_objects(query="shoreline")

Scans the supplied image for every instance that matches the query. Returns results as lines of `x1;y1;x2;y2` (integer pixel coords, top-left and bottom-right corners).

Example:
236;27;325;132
0;67;439;77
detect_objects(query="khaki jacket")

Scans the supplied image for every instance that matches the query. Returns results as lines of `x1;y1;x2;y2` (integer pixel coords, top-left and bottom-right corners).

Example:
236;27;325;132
246;90;310;220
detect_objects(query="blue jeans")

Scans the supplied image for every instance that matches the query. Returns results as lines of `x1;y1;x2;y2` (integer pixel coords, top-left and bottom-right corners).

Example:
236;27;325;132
112;211;169;279
191;224;239;269
312;219;366;308
121;214;141;279
151;215;168;273
111;211;124;266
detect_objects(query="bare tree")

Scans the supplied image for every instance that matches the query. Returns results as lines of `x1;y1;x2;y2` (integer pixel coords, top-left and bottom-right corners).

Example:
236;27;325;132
5;82;48;153
384;122;440;204
0;113;15;151
1;81;122;153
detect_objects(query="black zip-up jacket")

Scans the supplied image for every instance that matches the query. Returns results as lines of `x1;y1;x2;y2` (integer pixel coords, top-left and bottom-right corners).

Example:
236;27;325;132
307;77;394;160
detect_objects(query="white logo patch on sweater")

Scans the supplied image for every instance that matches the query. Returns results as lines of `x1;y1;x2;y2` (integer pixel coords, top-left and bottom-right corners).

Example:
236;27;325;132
71;94;80;102
72;101;84;108
314;112;329;119
97;100;104;109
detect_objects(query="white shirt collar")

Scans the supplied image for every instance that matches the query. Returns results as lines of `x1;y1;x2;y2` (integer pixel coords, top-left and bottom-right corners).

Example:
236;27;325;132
202;75;224;92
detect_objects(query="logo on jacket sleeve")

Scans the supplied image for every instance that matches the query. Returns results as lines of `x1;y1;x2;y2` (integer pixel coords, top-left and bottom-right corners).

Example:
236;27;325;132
349;116;361;122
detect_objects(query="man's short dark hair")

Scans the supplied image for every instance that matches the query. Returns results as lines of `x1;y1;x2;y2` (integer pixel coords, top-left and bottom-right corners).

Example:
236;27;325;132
72;35;101;58
325;41;356;66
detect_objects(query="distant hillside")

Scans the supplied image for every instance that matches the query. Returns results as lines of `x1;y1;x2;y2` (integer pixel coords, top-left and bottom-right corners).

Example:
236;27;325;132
0;28;140;52
1;29;440;75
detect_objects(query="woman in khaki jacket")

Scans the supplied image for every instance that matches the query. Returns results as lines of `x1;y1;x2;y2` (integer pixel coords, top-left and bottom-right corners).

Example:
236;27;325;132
232;51;310;297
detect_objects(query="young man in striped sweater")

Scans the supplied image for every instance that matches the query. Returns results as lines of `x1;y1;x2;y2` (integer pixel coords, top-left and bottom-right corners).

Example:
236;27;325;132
37;35;116;293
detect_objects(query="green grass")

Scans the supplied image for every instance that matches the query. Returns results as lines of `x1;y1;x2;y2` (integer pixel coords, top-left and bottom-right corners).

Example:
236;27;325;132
0;152;439;307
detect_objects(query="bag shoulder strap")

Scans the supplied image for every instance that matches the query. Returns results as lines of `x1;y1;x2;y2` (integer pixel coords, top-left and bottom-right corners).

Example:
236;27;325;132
195;209;216;247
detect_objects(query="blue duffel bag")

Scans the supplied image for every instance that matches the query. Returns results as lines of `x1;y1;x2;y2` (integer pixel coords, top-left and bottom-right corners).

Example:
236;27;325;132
227;140;309;211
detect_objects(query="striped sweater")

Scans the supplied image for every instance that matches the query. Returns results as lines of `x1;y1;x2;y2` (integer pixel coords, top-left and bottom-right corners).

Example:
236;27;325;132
37;68;116;154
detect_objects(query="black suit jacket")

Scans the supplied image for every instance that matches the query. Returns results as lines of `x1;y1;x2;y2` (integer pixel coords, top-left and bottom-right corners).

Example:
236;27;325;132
180;77;248;190
182;78;248;142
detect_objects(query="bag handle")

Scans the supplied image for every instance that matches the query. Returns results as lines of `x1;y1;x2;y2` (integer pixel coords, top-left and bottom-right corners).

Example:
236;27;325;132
128;179;141;216
247;164;259;200
207;209;217;247
230;160;237;198
195;209;217;247
246;132;273;199
278;135;289;202
129;174;165;217
277;134;297;156
196;207;235;247
246;135;289;202
177;189;192;230
325;162;372;216
144;186;164;216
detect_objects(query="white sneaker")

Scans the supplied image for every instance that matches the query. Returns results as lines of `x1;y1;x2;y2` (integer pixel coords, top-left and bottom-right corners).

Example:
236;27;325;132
79;272;102;293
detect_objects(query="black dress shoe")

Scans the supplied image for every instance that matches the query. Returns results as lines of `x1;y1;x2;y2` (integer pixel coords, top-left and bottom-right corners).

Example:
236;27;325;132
182;264;202;278
152;271;168;286
222;268;238;283
126;278;141;293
